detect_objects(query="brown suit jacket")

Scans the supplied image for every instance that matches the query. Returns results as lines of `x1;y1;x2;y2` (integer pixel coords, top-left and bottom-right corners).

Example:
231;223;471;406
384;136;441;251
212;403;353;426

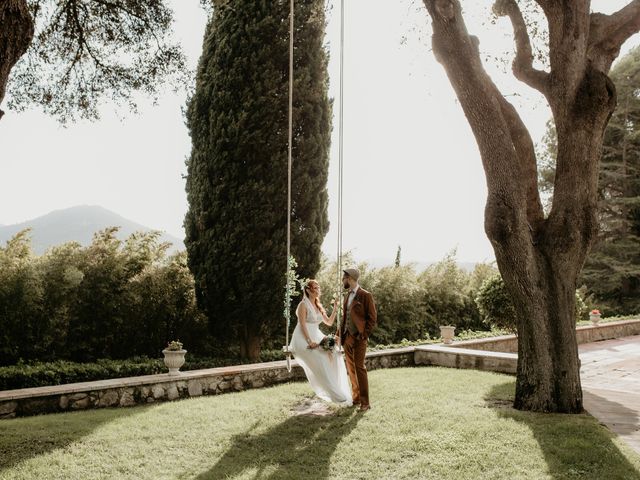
341;286;377;342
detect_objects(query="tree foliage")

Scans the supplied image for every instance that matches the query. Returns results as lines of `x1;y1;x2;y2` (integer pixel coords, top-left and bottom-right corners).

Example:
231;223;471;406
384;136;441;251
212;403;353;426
475;275;589;333
184;0;331;360
0;229;207;365
1;0;189;122
316;251;497;345
539;46;640;315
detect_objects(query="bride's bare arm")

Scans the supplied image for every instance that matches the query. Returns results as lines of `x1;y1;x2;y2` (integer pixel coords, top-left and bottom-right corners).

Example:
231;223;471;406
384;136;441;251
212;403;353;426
296;303;318;349
322;299;339;326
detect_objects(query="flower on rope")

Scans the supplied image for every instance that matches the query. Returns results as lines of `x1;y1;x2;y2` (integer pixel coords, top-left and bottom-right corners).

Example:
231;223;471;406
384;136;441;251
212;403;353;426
298;277;310;292
283;255;302;320
590;309;601;315
331;290;340;304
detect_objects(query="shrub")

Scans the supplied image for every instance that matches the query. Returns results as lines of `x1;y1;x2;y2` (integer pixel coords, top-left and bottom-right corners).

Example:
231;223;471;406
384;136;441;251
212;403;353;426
475;274;590;332
418;252;494;335
314;251;496;344
0;229;209;366
475;275;518;332
362;264;426;344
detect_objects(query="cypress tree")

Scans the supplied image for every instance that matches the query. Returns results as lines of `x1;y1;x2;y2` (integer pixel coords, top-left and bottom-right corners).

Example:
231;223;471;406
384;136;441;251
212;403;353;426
185;0;331;360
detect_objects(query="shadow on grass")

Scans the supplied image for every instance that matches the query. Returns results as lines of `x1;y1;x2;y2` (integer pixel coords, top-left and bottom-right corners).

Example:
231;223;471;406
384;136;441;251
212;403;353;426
485;381;640;480
0;404;151;473
195;408;362;480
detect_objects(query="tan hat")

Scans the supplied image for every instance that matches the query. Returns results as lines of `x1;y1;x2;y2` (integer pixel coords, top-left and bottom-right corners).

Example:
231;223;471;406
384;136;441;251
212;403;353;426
343;268;360;281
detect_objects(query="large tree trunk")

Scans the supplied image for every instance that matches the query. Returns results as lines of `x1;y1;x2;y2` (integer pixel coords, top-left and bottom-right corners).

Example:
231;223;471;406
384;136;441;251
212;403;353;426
512;269;582;412
506;72;613;411
0;0;34;120
421;0;628;412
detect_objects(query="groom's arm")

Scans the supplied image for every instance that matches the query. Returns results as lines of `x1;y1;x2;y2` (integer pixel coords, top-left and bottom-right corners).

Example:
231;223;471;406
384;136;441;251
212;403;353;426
363;292;377;339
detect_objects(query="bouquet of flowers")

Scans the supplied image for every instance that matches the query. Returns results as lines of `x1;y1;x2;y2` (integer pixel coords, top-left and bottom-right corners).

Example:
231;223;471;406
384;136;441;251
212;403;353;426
319;334;338;353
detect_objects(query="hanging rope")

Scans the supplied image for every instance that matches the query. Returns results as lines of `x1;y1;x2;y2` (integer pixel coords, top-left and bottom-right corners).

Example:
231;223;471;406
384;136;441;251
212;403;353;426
284;0;295;372
283;0;346;369
335;0;345;338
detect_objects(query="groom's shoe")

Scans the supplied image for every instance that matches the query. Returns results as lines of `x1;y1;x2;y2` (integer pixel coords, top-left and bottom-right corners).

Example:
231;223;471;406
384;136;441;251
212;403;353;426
358;404;371;412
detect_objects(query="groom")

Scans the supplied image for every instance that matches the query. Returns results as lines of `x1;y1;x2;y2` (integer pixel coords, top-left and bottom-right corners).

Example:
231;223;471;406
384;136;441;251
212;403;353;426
341;268;377;411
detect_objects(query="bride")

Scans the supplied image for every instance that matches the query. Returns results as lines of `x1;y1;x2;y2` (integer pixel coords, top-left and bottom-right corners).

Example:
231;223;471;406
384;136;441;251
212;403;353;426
289;279;352;406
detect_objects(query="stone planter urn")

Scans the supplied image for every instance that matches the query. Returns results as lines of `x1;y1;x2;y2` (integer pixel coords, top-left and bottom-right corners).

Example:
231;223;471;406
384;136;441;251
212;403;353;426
162;349;187;376
440;325;456;345
589;311;602;325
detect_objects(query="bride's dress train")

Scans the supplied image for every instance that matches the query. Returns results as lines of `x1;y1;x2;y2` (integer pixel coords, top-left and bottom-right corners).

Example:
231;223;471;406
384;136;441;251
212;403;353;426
289;297;352;405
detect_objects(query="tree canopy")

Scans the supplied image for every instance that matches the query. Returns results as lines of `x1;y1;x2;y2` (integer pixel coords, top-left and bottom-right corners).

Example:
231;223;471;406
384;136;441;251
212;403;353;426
0;0;190;122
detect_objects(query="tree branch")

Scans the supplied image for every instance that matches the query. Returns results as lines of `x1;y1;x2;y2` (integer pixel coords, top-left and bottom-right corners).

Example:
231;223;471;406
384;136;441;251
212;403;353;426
540;1;591;111
532;0;551;14
589;1;640;72
91;0;169;55
493;0;549;94
493;89;545;228
422;0;544;239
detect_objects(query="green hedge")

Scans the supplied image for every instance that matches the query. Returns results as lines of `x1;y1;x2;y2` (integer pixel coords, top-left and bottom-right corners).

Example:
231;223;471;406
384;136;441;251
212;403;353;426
0;353;285;391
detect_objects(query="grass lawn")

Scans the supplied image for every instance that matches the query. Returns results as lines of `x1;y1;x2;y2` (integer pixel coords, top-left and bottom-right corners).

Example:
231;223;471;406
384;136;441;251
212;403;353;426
1;367;639;480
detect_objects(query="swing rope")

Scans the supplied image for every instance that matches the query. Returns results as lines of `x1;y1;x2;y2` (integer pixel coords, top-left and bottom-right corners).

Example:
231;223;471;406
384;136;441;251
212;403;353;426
284;0;345;370
285;0;295;372
335;0;345;337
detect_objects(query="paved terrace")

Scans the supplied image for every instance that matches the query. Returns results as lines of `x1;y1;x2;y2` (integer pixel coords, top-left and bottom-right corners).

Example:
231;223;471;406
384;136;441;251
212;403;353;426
581;335;640;454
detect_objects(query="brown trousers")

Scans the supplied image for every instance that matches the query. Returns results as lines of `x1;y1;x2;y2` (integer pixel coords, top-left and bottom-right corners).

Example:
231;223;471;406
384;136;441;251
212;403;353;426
343;332;369;406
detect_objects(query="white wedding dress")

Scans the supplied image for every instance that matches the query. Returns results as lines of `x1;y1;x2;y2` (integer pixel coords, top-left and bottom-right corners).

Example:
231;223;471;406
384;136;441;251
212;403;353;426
289;296;352;405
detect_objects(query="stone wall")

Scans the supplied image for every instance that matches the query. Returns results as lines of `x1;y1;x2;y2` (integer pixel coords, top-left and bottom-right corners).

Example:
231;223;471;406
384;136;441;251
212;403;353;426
364;347;415;371
415;345;517;374
1;322;636;420
450;335;518;353
0;362;306;419
450;319;640;353
0;349;416;419
576;320;640;344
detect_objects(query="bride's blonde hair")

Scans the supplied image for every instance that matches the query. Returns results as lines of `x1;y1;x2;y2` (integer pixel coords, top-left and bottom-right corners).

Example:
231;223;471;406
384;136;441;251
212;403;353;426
304;279;326;315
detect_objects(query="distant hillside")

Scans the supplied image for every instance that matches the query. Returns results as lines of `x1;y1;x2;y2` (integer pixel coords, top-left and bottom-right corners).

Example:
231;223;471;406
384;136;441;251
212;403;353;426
0;206;184;255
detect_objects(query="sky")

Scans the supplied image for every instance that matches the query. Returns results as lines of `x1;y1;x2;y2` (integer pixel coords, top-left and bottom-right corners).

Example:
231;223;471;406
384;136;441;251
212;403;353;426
0;0;637;265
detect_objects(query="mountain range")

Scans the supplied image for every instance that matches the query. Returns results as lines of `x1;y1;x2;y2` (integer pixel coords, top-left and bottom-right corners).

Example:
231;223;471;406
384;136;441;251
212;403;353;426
0;207;483;269
0;205;184;255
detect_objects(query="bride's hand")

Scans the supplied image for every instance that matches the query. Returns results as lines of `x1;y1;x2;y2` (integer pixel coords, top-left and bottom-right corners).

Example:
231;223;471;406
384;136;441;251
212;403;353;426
307;342;319;349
